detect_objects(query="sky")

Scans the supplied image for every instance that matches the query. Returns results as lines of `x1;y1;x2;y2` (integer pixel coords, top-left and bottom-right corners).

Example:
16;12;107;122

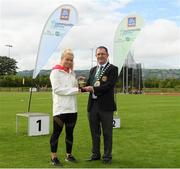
0;0;180;71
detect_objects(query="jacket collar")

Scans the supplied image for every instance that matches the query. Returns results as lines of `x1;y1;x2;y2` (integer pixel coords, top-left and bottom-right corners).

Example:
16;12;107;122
52;64;70;73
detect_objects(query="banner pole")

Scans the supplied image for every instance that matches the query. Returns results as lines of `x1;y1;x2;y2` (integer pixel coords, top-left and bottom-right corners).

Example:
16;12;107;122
27;77;37;112
27;87;33;112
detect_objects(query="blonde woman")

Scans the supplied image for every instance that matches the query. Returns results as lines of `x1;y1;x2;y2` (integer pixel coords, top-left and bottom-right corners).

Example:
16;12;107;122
50;49;78;166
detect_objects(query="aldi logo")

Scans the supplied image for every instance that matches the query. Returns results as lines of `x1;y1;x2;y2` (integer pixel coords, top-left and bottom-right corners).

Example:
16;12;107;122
128;17;136;27
60;8;70;20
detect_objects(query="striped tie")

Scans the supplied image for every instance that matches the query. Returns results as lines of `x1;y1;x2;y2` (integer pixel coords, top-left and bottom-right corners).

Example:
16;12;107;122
92;66;103;85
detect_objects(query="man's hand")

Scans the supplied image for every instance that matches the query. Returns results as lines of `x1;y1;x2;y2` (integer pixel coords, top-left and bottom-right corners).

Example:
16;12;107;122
82;86;94;93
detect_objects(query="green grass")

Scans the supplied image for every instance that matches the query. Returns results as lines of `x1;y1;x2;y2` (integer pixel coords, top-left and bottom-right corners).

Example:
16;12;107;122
0;92;180;168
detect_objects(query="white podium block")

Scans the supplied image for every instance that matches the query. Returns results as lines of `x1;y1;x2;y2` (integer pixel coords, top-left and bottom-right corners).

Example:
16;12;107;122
16;112;50;136
28;115;49;136
113;118;121;128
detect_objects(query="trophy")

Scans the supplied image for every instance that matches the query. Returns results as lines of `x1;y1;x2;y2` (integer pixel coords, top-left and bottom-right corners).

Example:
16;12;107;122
78;76;86;90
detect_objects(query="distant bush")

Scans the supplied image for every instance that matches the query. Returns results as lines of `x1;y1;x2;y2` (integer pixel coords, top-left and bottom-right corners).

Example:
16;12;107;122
0;75;51;88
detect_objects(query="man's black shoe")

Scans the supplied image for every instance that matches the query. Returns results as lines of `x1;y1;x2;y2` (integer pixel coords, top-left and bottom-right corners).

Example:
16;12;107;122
51;157;62;166
87;154;101;161
102;158;112;164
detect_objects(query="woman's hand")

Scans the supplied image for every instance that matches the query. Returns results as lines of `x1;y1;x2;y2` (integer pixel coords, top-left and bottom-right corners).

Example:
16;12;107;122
82;86;94;93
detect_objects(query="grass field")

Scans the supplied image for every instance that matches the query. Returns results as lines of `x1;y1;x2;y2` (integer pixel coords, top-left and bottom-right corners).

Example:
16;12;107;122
0;92;180;168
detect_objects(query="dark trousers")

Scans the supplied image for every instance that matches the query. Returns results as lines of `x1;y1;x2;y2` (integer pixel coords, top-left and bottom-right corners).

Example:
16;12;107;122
88;100;113;160
50;113;77;154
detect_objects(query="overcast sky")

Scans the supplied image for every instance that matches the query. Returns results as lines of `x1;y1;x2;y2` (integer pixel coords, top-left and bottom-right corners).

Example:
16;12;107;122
0;0;180;71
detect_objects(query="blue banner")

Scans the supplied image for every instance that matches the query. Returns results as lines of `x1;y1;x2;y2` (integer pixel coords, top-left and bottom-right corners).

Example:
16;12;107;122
33;4;78;78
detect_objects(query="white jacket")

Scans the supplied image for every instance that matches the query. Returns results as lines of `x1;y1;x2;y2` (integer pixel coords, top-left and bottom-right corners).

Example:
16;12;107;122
50;69;79;116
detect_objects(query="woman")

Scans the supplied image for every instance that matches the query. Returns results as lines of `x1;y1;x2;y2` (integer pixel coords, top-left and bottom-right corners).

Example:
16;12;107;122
50;49;79;166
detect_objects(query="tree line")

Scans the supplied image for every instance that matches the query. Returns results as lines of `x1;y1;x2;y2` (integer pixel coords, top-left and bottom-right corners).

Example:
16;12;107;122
1;74;180;89
144;77;180;89
0;75;51;87
0;55;180;89
0;56;51;88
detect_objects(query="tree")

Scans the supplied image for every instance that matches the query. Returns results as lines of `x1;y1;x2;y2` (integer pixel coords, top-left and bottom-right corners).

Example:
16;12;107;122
0;56;18;75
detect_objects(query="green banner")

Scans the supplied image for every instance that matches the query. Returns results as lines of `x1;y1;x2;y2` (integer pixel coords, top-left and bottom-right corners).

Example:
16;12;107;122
113;14;144;74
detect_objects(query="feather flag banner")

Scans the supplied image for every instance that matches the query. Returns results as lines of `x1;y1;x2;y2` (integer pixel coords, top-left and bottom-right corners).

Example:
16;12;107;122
33;4;78;78
113;14;144;75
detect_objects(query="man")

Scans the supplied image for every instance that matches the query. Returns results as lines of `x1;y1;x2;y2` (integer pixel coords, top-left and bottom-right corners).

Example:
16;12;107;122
83;46;118;164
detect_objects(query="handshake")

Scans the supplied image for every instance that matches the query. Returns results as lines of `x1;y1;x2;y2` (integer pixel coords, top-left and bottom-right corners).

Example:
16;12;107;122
79;86;94;93
78;81;94;93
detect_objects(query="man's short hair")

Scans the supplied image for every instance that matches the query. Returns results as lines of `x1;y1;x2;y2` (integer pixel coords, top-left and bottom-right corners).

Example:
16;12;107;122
96;46;108;54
